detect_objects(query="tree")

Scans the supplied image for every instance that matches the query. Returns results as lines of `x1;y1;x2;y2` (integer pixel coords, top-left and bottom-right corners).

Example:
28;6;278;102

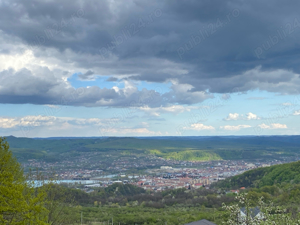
222;193;300;225
0;137;48;224
27;165;80;224
41;183;79;225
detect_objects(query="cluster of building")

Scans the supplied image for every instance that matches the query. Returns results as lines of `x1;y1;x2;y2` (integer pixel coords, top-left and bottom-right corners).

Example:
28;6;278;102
23;152;299;193
134;176;209;191
122;159;298;191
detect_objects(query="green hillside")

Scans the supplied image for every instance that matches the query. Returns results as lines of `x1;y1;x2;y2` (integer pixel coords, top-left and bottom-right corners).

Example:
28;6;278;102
4;136;300;162
215;160;300;189
149;149;222;161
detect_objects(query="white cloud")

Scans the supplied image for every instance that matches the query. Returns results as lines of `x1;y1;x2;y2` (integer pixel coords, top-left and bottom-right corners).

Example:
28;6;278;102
0;118;21;128
220;125;251;131
293;110;300;115
69;118;104;126
246;112;259;120
0;115;162;137
99;127;157;135
45;105;60;108
139;105;196;116
183;123;215;131
258;123;287;129
0;115;107;129
223;112;260;121
224;113;240;121
282;102;293;106
0;116;56;128
272;123;287;129
257;123;270;129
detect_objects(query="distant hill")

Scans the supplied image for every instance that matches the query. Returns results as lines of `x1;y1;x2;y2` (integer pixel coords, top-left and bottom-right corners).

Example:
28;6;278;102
4;135;300;162
215;160;300;189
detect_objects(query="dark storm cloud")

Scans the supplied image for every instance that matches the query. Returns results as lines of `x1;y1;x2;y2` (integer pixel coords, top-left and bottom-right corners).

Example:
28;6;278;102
78;70;94;80
106;77;119;82
1;0;300;106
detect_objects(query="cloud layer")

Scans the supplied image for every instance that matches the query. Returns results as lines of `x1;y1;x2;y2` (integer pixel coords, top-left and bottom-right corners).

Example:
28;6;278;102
0;0;300;108
0;115;104;129
223;112;260;121
258;123;287;129
220;125;252;131
0;115;159;136
183;123;215;131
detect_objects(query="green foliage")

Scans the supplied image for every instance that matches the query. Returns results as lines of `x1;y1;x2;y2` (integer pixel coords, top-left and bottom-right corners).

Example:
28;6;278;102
223;193;300;225
103;183;146;196
53;184;234;224
0;137;48;224
70;183;234;211
41;183;79;225
215;160;300;189
78;205;224;225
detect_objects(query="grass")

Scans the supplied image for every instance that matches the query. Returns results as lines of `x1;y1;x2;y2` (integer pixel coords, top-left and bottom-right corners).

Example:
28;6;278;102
149;149;222;161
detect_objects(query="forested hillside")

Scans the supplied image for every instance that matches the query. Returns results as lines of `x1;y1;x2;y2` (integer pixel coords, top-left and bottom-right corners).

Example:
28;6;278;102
6;135;300;162
215;160;300;189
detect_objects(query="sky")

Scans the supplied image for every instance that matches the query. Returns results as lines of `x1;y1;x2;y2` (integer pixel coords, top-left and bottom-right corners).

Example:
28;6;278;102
0;0;300;137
